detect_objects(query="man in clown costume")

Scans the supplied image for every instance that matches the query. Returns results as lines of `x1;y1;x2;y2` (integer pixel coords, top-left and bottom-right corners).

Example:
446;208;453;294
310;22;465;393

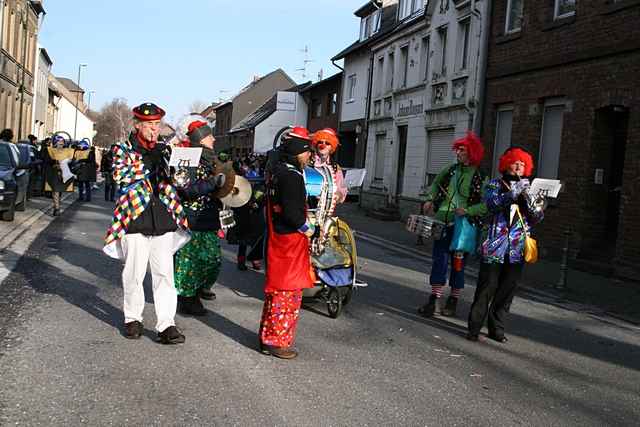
103;102;189;344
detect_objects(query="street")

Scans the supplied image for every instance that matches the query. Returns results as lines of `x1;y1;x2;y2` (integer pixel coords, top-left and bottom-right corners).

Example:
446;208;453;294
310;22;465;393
1;199;639;426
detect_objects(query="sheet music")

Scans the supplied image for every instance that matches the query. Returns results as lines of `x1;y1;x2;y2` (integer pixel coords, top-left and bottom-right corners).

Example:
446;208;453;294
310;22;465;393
168;147;202;167
344;169;366;189
528;178;562;199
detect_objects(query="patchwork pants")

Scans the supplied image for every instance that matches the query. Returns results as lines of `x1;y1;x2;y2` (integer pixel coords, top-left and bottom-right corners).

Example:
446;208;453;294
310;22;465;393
259;290;303;348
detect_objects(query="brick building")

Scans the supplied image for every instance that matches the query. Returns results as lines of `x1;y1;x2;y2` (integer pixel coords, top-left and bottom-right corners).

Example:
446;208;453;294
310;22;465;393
482;0;640;278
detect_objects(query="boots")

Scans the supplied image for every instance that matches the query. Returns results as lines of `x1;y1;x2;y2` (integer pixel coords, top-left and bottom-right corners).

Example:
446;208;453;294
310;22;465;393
441;296;459;317
237;255;247;271
259;343;298;359
177;295;206;316
418;294;438;318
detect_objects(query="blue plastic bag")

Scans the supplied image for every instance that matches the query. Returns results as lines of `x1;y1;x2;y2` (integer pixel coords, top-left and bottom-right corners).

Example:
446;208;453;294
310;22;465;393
449;216;477;253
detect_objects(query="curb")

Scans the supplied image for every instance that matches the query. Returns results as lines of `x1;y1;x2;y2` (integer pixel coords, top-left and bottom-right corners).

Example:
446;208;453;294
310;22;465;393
352;227;640;328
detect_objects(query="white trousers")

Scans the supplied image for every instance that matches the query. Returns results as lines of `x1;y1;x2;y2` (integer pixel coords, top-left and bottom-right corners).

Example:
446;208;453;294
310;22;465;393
121;232;177;332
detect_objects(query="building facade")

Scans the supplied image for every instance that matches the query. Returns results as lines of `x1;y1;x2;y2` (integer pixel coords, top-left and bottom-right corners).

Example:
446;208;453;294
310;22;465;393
0;0;44;139
361;0;490;218
482;0;640;278
31;45;49;138
49;75;94;142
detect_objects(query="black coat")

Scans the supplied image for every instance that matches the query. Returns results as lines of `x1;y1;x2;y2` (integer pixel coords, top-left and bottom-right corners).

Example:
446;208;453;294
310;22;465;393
74;148;97;182
125;136;178;236
268;161;306;235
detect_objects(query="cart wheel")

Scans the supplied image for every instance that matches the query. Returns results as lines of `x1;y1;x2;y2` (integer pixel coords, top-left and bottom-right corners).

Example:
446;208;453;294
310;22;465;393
342;287;353;306
327;288;342;319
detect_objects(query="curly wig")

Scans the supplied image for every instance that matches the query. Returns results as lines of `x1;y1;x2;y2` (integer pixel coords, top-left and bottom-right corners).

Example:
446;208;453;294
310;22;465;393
452;131;485;167
499;147;534;177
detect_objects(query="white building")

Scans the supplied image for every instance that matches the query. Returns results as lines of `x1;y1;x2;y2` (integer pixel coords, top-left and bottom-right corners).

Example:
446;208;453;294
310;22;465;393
229;90;308;154
31;46;52;139
361;0;490;217
49;76;94;142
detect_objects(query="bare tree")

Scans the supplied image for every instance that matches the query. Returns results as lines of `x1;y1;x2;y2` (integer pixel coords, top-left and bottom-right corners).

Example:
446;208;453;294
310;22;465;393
93;98;132;147
188;100;207;114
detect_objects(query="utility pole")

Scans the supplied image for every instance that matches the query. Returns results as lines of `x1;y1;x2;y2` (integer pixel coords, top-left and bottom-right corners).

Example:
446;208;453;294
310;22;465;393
73;63;87;140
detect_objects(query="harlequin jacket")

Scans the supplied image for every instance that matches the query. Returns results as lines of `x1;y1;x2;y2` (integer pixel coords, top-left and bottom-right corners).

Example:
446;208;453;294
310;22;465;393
480;177;544;264
103;134;189;259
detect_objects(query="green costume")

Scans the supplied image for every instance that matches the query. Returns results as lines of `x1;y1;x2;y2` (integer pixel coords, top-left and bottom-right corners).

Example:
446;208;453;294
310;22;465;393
174;231;221;297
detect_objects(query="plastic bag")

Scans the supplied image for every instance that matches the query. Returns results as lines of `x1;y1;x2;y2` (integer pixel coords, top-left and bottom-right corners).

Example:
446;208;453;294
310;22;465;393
449;215;477;253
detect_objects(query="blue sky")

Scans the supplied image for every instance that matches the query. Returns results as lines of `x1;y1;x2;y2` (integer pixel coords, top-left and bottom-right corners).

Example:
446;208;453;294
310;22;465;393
39;0;365;123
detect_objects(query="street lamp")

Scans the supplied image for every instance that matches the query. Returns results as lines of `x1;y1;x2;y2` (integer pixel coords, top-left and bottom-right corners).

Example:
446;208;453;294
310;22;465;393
73;63;88;140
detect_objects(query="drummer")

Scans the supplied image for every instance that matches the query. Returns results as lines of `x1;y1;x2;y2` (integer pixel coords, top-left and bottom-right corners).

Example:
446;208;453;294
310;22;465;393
418;132;487;318
172;115;227;316
310;128;348;204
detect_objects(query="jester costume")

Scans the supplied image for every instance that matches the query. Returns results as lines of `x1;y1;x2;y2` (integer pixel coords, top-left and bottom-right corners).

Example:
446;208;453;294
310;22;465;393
103;103;189;344
259;127;315;359
172;117;225;316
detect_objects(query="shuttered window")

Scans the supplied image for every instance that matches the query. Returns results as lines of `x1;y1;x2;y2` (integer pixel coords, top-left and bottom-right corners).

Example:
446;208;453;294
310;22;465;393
493;107;513;176
425;128;455;184
539;101;565;179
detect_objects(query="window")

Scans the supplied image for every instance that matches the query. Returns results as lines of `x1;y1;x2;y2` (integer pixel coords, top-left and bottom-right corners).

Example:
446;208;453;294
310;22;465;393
387;52;395;91
411;0;423;14
374;134;386;180
347;74;357;101
438;26;448;76
421;37;430;81
505;0;524;33
374;100;382;116
360;10;382;41
328;92;338;115
376;57;384;96
399;0;423;19
554;0;576;19
372;9;381;33
456;19;471;72
400;45;409;88
425;128;456;185
312;99;322;118
539;99;566;179
492;106;514;176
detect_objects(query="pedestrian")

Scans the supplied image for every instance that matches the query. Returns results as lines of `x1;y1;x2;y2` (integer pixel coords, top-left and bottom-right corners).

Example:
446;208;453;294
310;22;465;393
310;128;348;204
418;132;487;318
103;102;190;344
467;147;544;343
100;144;116;202
172;115;226;315
234;177;266;271
42;135;74;216
73;140;95;202
258;126;315;360
0;128;13;143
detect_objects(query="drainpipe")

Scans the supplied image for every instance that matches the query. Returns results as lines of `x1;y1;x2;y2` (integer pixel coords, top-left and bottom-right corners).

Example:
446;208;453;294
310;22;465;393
331;59;344;72
470;0;492;136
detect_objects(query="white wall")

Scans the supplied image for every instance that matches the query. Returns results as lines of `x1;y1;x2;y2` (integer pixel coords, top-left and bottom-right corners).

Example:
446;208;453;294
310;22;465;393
55;95;95;142
340;50;370;123
253;93;308;154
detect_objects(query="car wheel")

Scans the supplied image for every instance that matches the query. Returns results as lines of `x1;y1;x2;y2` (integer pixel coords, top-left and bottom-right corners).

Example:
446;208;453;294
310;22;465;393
1;203;15;221
15;193;26;211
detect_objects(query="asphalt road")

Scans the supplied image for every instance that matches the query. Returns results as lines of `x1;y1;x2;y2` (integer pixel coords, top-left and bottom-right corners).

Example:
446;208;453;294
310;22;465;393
1;199;639;426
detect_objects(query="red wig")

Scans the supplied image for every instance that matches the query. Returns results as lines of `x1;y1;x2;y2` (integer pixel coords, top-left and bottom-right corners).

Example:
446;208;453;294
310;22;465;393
499;147;534;177
452;131;485;167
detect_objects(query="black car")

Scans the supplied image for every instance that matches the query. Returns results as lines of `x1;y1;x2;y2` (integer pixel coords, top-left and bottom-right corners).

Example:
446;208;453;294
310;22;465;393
0;142;29;221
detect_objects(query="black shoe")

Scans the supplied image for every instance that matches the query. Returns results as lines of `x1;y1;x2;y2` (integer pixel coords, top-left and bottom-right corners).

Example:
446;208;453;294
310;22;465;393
52;208;60;217
124;321;143;339
418;295;438;318
237;262;248;271
178;296;206;316
157;326;185;344
198;288;216;301
466;333;484;342
441;296;459;317
488;333;508;343
259;343;298;359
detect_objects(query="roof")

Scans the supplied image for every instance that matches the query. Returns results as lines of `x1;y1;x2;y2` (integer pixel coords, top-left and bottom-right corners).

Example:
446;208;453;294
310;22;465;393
299;72;343;94
213;101;232;111
354;0;381;18
56;77;84;94
39;48;53;66
200;102;221;117
235;68;296;99
229;95;277;134
331;2;399;61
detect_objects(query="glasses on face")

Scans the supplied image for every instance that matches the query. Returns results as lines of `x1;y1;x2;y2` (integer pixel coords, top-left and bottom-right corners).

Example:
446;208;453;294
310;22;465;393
316;141;330;148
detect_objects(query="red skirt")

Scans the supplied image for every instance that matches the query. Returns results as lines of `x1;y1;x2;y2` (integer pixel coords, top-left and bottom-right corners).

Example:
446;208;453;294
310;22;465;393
264;229;314;293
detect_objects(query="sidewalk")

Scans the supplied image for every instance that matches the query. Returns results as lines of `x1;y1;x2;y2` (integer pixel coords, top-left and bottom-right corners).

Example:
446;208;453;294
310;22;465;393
335;202;640;325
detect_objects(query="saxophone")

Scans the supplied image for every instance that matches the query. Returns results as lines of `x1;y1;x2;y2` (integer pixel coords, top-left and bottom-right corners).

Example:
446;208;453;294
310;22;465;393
311;165;337;256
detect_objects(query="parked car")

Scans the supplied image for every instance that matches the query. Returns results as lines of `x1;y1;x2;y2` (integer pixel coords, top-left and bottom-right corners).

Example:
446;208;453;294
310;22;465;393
0;141;29;221
17;142;41;198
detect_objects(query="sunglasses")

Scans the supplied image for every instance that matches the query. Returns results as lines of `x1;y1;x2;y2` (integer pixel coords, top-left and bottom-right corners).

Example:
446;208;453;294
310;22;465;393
316;141;331;148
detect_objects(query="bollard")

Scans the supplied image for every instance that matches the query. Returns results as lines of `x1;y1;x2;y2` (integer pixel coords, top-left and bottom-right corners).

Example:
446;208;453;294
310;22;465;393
555;229;571;290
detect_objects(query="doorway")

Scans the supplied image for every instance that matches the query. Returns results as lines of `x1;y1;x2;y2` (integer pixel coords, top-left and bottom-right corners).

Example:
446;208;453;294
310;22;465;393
395;125;408;198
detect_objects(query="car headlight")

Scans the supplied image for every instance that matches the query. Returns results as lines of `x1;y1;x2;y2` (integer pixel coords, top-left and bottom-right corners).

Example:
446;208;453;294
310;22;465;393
0;180;5;190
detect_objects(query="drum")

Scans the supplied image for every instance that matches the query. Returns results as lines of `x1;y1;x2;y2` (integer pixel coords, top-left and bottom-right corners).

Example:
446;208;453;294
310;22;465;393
406;215;447;239
304;167;324;197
